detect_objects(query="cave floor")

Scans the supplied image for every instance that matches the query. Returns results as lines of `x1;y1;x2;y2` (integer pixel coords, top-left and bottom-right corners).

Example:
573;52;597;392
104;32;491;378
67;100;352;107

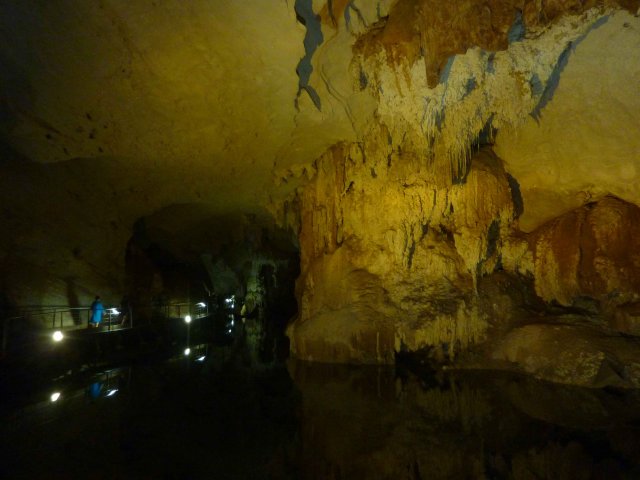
2;350;640;479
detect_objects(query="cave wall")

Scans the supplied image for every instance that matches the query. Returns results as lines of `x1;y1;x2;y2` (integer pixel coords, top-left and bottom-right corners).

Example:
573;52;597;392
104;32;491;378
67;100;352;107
1;1;639;382
0;0;307;308
0;152;232;308
282;1;640;378
288;140;518;363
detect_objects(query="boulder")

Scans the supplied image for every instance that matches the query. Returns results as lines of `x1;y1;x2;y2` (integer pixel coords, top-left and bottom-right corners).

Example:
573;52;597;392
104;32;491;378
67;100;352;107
528;196;640;306
492;322;640;388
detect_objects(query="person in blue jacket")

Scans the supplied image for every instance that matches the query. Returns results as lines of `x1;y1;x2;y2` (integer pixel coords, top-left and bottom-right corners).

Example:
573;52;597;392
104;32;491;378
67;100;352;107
89;296;104;328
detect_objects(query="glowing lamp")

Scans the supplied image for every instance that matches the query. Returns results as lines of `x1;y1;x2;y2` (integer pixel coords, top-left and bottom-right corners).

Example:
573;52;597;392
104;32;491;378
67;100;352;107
50;392;61;402
184;315;192;324
184;348;191;356
52;330;64;342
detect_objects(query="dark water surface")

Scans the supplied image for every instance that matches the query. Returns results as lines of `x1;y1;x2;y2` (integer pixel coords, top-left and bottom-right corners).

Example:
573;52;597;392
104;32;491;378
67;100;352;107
2;350;640;479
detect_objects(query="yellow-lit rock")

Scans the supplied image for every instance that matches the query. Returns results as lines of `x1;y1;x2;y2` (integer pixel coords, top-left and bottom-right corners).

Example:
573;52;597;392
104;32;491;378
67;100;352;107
1;1;640;385
527;196;640;306
288;143;519;363
492;323;640;387
495;10;640;231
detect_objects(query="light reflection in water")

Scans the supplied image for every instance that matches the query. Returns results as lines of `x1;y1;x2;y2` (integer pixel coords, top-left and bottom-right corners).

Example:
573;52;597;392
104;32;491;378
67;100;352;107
3;353;640;478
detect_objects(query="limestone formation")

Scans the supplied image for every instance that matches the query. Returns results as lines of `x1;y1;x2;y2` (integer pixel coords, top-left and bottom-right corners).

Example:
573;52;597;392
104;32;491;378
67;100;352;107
288;144;519;364
1;1;640;386
527;196;640;307
491;323;640;388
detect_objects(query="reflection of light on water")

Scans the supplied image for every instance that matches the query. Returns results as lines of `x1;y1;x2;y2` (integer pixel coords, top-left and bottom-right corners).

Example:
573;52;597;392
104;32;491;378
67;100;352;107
196;356;206;362
106;389;118;397
225;296;235;309
50;392;61;402
109;308;120;315
196;302;206;307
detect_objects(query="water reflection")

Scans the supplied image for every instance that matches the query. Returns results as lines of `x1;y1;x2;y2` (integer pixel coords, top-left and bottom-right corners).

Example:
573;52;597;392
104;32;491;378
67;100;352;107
2;353;640;478
290;362;640;479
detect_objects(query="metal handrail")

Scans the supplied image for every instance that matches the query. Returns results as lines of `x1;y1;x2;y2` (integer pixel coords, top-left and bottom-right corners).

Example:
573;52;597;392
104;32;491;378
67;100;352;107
2;302;210;327
0;301;215;356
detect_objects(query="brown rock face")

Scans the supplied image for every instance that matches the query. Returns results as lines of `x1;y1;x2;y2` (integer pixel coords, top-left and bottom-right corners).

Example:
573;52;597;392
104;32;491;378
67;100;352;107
287;137;640;383
289;143;519;364
354;0;640;87
355;0;518;87
528;195;640;306
612;302;640;336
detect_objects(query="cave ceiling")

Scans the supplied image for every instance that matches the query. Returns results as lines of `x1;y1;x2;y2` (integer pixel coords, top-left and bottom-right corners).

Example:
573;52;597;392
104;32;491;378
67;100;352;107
1;1;308;211
1;0;639;217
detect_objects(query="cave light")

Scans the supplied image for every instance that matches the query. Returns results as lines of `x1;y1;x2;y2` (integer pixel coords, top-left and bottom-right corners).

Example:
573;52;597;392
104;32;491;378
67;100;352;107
52;330;64;342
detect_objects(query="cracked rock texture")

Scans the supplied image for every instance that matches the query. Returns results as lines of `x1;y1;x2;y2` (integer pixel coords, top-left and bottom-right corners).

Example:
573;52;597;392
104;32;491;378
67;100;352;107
527;196;640;307
281;1;640;386
1;1;640;385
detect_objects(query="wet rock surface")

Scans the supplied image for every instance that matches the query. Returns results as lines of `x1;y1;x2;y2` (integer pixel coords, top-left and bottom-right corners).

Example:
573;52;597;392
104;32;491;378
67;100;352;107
491;322;640;388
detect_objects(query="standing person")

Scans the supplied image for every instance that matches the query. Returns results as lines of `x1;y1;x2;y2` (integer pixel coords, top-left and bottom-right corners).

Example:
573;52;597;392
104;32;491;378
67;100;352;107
89;296;104;328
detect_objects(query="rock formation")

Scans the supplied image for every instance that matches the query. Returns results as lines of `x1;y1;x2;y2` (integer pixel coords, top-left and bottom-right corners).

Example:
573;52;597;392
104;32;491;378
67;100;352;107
1;1;640;386
281;1;640;386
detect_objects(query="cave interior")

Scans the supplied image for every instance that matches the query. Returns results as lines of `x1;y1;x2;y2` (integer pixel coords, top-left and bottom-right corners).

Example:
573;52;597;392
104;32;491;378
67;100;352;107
1;1;640;478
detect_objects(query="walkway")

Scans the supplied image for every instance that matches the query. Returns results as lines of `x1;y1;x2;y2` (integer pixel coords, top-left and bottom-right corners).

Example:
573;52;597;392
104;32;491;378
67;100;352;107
1;302;211;355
